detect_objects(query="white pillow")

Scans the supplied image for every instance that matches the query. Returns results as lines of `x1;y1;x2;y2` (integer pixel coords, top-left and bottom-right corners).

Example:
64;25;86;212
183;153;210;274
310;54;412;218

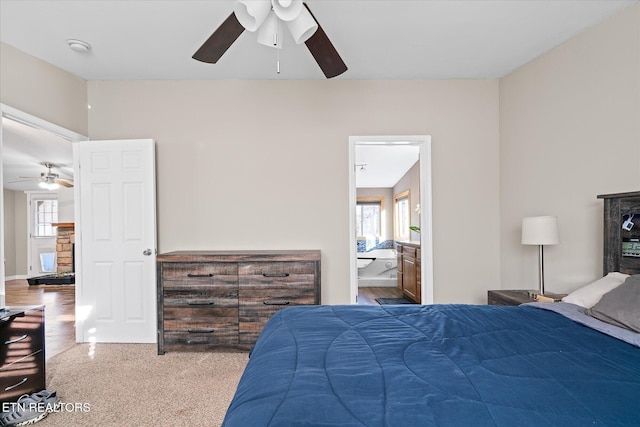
562;272;629;308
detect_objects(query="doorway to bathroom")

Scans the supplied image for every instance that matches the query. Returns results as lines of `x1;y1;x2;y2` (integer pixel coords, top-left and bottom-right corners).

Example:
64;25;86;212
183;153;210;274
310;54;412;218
348;135;433;305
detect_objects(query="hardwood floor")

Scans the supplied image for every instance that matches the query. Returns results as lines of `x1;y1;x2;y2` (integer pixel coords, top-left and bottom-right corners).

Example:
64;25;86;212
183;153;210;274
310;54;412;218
358;286;404;305
5;279;76;360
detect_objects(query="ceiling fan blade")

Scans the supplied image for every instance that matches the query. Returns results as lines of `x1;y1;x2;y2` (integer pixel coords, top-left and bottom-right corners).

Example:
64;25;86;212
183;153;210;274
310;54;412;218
303;4;347;78
56;179;74;188
193;12;245;64
18;176;41;179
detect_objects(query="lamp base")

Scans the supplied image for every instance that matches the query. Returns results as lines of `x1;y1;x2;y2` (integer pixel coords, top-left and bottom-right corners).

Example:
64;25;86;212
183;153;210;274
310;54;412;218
531;292;565;302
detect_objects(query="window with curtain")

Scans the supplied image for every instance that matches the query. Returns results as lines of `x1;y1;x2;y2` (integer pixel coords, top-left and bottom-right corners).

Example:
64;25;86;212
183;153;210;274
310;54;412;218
356;199;382;237
394;191;410;240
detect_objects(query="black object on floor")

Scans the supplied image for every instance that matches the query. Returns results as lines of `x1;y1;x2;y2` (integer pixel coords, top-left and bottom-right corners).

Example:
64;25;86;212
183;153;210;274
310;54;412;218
375;297;417;305
27;274;75;286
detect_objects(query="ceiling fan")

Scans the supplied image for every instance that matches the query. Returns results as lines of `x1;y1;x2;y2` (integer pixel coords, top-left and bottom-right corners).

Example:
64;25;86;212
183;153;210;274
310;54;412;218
16;162;73;190
192;0;347;78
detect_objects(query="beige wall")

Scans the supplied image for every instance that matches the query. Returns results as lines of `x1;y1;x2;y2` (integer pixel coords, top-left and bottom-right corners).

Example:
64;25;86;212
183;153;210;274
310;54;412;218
88;79;501;304
3;189;16;277
0;42;88;135
13;192;28;277
499;3;640;293
2;189;28;278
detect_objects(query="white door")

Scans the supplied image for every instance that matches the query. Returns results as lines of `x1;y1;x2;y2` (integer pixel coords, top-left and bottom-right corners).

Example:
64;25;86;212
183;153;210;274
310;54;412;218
76;139;157;343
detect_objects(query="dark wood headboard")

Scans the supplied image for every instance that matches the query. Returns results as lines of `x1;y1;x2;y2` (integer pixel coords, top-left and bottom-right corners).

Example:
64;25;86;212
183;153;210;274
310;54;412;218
598;191;640;275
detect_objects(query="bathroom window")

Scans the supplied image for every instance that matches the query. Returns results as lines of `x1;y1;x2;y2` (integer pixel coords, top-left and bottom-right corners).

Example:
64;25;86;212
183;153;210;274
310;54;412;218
394;191;410;240
34;199;58;237
356;199;382;237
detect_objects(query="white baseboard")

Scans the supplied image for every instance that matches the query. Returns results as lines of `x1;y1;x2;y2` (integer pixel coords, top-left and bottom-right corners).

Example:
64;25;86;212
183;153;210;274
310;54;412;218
5;275;28;281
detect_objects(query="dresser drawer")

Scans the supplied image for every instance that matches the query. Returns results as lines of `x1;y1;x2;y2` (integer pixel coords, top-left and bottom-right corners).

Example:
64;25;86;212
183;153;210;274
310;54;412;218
1;307;45;403
238;261;316;277
163;325;238;350
0;349;45;402
238;294;315;346
163;284;238;307
161;263;238;286
1;311;45;361
163;304;238;329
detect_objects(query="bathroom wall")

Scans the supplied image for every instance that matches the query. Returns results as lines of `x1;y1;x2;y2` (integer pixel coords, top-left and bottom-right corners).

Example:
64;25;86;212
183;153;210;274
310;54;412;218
393;161;421;242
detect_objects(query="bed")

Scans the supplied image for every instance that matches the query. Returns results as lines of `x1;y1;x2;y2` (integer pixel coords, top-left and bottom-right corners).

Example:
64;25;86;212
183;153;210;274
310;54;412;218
222;287;640;426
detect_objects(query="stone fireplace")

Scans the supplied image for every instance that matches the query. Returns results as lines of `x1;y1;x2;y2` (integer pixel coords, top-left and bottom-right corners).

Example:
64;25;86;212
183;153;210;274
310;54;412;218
52;222;75;273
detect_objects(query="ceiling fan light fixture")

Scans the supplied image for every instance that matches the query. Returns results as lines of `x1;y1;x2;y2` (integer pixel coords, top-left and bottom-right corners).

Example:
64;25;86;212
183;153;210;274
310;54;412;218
257;11;283;48
287;6;318;44
234;0;272;32
38;180;60;191
272;0;303;22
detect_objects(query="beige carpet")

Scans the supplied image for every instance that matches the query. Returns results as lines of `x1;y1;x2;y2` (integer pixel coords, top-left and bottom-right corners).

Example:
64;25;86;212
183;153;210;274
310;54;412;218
38;344;248;426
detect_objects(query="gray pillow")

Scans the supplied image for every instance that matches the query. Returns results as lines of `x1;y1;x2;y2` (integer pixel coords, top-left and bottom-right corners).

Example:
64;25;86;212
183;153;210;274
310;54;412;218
585;274;640;332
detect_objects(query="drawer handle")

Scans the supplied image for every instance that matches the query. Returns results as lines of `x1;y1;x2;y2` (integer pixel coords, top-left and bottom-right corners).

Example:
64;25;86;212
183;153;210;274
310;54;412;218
187;273;214;278
187;328;215;334
4;334;28;345
5;377;28;391
263;300;290;306
262;273;290;278
187;301;214;306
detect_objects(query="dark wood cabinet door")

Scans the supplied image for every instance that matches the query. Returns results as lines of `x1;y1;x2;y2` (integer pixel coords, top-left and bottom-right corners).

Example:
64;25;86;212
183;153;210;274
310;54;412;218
402;256;417;301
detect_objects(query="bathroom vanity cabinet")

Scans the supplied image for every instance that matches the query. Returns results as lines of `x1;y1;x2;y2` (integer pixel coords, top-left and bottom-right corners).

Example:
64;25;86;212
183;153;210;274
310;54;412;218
156;250;321;353
397;242;421;303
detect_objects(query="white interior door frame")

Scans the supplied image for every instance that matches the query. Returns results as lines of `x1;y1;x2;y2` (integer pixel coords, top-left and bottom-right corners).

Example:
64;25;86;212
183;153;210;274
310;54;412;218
0;104;87;308
348;135;434;304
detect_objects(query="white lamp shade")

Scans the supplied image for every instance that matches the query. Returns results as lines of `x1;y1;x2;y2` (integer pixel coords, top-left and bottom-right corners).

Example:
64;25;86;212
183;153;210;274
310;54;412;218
234;0;272;32
521;216;560;245
287;6;318;44
257;11;283;48
272;0;303;22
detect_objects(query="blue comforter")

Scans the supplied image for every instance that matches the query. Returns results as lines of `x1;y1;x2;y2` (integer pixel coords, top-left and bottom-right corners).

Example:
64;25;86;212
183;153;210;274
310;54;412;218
223;304;640;426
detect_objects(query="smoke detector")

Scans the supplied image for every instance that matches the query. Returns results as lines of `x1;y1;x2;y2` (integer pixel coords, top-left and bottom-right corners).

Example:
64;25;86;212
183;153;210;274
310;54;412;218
66;39;91;53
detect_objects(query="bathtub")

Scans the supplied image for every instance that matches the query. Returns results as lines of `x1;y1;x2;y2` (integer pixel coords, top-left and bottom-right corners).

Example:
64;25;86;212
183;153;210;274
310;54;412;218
357;249;398;287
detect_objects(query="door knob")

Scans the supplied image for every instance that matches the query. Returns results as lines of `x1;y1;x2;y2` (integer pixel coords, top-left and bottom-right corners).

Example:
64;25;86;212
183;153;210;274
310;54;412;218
143;249;153;256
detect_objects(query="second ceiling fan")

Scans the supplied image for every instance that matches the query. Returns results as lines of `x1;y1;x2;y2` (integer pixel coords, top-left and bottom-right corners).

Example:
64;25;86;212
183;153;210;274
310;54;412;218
192;0;347;78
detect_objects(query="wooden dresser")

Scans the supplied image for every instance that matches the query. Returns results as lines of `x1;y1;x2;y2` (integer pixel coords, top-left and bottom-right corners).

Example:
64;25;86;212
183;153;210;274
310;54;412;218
0;306;46;403
396;242;421;303
156;250;321;353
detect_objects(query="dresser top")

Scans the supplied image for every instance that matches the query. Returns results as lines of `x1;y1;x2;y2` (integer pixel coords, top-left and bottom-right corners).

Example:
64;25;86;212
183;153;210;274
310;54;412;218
0;305;44;321
157;250;321;263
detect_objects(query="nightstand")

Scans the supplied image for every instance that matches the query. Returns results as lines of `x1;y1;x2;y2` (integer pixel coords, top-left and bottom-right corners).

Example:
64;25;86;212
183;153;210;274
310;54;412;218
487;290;537;306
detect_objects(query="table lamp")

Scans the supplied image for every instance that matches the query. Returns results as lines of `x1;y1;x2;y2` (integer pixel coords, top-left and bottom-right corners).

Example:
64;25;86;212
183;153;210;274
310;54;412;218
522;216;560;296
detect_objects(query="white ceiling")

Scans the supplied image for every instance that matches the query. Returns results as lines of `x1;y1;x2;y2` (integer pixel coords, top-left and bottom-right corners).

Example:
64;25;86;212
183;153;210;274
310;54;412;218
2;118;74;192
356;145;419;188
0;0;636;81
1;0;636;191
